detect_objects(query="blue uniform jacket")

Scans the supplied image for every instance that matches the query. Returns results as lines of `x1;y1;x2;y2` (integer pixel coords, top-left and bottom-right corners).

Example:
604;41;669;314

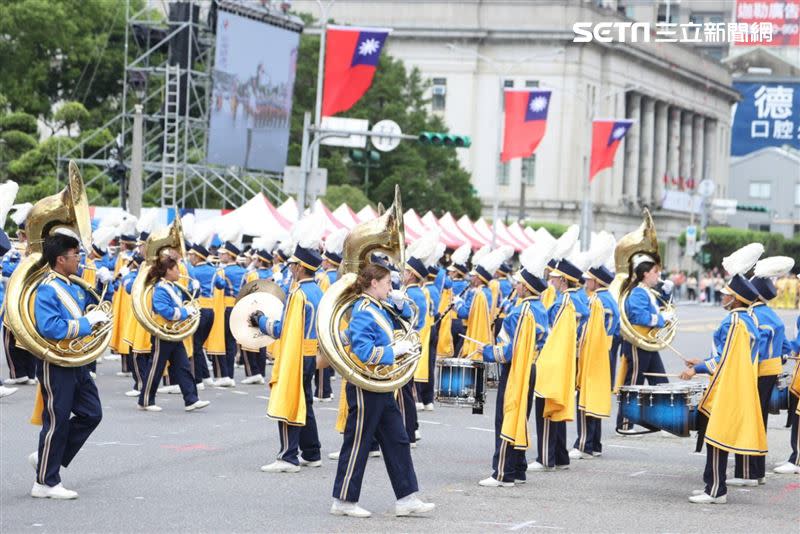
405;284;429;331
423;281;441;321
152;280;191;322
625;284;665;328
258;279;322;341
695;309;759;374
433;267;447;293
595;288;620;336
456;285;494;321
214;263;247;300
34;271;91;340
482;296;549;363
549;287;590;339
498;278;513;300
750;302;792;360
188;262;217;298
346;295;405;366
2;250;21;278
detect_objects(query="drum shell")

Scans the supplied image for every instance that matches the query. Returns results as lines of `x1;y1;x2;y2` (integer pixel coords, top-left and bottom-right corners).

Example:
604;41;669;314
435;358;484;406
768;373;790;415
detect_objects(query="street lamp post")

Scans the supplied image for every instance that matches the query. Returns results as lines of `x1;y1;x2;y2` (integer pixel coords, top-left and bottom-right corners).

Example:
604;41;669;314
311;0;336;170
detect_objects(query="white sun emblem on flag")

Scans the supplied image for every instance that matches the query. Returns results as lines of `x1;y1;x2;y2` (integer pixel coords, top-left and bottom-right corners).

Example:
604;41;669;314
612;126;626;139
529;96;548;113
358;38;381;56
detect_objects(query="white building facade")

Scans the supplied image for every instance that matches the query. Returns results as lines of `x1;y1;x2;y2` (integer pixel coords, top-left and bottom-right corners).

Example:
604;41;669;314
294;0;740;268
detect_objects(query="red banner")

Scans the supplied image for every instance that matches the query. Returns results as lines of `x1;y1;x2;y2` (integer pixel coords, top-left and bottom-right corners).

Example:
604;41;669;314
735;0;800;46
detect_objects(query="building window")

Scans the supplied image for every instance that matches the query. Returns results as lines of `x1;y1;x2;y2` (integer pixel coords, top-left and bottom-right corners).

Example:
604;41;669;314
689;12;725;24
700;46;725;61
521;155;536;186
431;78;446;111
749;182;771;199
503;79;514;89
657;2;679;23
748;223;771;232
497;158;510;186
525;80;539;88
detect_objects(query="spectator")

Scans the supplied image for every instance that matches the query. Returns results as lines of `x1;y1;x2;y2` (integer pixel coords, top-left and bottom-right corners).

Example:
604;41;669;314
686;273;697;301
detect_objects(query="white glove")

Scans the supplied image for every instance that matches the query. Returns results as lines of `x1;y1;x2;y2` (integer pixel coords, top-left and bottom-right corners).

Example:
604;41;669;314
661;310;675;323
96;267;112;284
452;295;464;308
389;289;405;307
85;310;110;326
191;279;200;292
272;270;284;283
392;339;413;357
119;266;130;278
390;271;401;286
661;280;675;294
184;303;199;316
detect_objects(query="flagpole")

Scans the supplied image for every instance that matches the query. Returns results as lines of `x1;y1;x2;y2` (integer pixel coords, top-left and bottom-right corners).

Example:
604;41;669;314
580;96;593;252
312;0;336;171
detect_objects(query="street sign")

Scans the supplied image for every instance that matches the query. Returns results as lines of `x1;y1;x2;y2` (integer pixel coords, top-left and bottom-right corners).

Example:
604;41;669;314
282;166;328;198
697;179;716;198
370;119;402;152
320;117;368;148
711;198;738;215
685;225;697;256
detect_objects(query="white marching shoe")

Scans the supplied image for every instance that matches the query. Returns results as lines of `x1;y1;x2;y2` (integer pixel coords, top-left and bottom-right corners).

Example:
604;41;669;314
137;404;162;412
28;451;38;471
241;374;265;385
368;450;381;458
774;462;800;474
688;492;726;504
299;458;322;467
727;478;758;487
328;451;340;460
0;385;18;398
395;494;435;516
185;400;210;412
260;460;300;473
31;482;78;500
124;389;140;397
157;385;180;394
203;378;215;386
568;448;593;460
415;402;424;410
330;499;372;518
196;383;205;391
423;403;434;411
478;476;514;487
527;461;550;472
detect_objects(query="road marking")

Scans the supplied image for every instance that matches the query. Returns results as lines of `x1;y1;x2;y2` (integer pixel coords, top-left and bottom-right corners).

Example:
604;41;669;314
230;390;248;395
607;444;648;450
256;396;269;400
629;470;647;477
89;441;142;447
467;427;494;433
418;419;441;425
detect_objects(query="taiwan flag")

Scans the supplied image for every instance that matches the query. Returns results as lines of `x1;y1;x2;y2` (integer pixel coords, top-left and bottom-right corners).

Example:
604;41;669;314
501;90;552;162
322;26;391;117
589;119;634;181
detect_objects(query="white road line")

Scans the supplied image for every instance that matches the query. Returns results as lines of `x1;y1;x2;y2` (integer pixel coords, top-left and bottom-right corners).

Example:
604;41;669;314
256;395;269;400
230;390;248;395
629;470;647;477
418;419;442;425
467;427;494;433
607;444;648;450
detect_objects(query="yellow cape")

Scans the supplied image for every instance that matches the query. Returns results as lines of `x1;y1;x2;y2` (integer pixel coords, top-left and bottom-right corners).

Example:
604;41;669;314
500;302;538;449
436;287;454;357
488;279;500;318
541;285;557;310
267;289;307;425
204;284;227;356
463;289;492;360
699;316;767;455
413;289;433;383
534;297;576;422
576;297;612;418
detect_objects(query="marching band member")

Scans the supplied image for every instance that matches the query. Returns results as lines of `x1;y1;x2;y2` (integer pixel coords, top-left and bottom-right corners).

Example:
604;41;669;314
616;250;675;432
109;215;138;373
254;217;323;473
455;247;502;360
417;240;446;411
3;201;37;385
680;244;765;504
531;226;585;471
478;243;552;487
121;254;147;397
331;261;434;518
532;228;559;310
314;228;347;401
0;185;17;398
186;226;216;387
29;233;109;499
78;226;115;376
213;222;246;387
137;255;209;413
438;243;470;358
403;232;438;443
571;233;618;459
239;238;277;386
774;286;799;475
726;256;795;485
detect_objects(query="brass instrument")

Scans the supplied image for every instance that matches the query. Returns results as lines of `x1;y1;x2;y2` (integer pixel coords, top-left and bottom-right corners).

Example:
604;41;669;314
317;186;422;393
613;209;677;352
130;216;200;342
5;162;113;367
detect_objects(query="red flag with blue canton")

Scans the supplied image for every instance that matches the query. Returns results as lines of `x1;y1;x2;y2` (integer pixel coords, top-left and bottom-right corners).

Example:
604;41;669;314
501;90;552;162
322;26;391;117
589;119;633;181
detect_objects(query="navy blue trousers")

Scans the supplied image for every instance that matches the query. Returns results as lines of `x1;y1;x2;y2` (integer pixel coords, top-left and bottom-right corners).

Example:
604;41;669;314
617;342;667;431
573;408;602;454
397;380;417;442
314;367;333;398
35;361;102;487
222;307;236;379
277;356;321;464
333;383;419;502
704;444;728;498
534;395;569;468
138;338;198;407
492;363;535;482
735;374;778;480
609;335;620;384
242;348;266;378
452;320;466;358
788;394;799;465
3;325;36;380
192;308;214;382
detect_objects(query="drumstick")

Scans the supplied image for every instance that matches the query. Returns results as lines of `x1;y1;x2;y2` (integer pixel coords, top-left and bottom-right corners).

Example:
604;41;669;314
643;372;708;379
661;341;691;365
459;333;488;347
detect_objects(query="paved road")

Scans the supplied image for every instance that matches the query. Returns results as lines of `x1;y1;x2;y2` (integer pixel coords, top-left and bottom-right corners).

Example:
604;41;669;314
1;304;798;533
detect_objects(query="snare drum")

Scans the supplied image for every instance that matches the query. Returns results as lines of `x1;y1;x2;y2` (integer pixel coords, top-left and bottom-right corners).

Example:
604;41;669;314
617;385;646;428
435;358;485;409
768;373;790;415
639;383;706;437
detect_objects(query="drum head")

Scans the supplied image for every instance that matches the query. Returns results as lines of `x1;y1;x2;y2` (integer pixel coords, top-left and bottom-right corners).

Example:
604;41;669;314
230;291;284;349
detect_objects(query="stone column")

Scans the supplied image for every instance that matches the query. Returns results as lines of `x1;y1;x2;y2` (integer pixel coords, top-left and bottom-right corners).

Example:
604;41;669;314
667;106;681;192
638;97;655;206
653;101;668;206
680;110;694;188
704;119;719;195
623;93;641;200
692;115;705;189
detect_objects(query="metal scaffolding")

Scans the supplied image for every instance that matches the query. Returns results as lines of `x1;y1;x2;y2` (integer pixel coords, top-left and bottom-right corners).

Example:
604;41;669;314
60;0;286;210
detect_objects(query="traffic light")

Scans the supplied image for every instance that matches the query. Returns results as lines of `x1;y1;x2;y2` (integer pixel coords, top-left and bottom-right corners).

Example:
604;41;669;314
418;131;471;148
736;204;768;213
349;149;381;164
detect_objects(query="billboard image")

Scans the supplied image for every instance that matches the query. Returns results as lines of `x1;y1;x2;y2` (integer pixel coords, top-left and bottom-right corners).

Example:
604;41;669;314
735;0;800;47
207;11;300;172
731;82;800;156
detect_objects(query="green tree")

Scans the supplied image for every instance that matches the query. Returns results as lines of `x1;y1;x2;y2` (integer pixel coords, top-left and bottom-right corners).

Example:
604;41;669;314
53;102;90;135
321;184;371;211
289;15;480;218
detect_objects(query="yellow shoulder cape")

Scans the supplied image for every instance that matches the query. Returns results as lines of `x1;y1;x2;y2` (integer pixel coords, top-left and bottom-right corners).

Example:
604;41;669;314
500;302;537;449
534;297;576;422
436;287;454;357
576;296;612;418
463;289;491;360
267;289;307;426
413;289;433;383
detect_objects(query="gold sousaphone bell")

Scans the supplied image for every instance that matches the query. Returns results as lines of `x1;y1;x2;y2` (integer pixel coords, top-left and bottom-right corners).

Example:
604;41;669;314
230;278;287;350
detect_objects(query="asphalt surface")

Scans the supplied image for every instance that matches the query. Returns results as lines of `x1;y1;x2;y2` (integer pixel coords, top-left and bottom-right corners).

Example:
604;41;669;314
1;303;798;533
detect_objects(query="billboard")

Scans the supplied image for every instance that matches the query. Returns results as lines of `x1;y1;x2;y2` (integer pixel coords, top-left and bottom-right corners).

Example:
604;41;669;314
731;82;800;156
207;11;300;172
735;0;800;47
